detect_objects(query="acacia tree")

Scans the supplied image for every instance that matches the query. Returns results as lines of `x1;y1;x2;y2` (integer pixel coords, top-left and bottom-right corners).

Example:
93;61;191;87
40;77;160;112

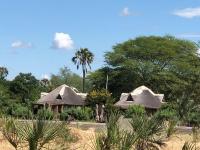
89;36;200;101
72;48;94;92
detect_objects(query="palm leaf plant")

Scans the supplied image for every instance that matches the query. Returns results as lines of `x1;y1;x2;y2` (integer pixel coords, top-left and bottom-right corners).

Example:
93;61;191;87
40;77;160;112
17;116;67;150
93;109;137;150
129;113;166;150
1;117;20;150
1;114;69;150
182;142;200;150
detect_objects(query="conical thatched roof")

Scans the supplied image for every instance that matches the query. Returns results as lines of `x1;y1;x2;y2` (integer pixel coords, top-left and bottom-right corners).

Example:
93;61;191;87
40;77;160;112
115;86;164;109
36;84;86;106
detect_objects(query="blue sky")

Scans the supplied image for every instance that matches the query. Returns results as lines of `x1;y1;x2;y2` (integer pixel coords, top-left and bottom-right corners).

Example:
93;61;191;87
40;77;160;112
0;0;200;80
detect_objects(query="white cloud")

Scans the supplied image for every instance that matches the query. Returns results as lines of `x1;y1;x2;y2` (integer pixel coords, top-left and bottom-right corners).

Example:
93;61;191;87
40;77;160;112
11;40;33;48
173;7;200;18
52;32;74;49
41;74;50;80
121;7;131;16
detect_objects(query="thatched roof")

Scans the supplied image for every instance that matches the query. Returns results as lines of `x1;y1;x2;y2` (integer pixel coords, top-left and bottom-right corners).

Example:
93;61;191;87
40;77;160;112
36;84;86;106
115;86;164;109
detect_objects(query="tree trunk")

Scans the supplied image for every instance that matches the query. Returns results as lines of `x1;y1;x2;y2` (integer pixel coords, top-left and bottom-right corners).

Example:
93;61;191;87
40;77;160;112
95;104;99;122
82;69;85;93
100;104;105;122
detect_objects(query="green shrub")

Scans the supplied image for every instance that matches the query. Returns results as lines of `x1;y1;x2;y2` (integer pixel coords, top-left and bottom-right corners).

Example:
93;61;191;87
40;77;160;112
37;108;54;120
187;111;200;127
124;105;145;118
60;107;93;121
12;104;31;119
60;110;70;121
86;89;113;107
156;109;177;121
156;103;177;121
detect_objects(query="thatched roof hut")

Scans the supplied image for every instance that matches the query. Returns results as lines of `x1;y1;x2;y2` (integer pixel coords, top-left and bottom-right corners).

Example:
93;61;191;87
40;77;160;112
36;84;87;106
114;86;164;109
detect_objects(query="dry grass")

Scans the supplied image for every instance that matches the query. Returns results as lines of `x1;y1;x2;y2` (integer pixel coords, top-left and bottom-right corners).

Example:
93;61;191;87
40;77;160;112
1;126;200;150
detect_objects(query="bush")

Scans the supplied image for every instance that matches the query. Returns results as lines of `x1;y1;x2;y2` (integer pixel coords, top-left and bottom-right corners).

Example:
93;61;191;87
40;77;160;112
60;107;93;121
156;103;177;121
37;108;54;120
86;89;113;107
12;104;31;119
124;105;145;118
60;110;69;121
187;111;200;127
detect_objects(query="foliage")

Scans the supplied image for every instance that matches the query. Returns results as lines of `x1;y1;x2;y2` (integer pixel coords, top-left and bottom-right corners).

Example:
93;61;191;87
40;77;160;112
0;83;14;114
166;120;177;138
94;109;166;150
1;117;20;149
182;142;200;150
124;105;145;118
86;89;113;107
18;117;67;150
1;116;71;150
89;36;200;101
9;73;40;103
37;108;54;120
72;48;94;92
12;104;31;119
0;66;8;80
60;107;93;121
39;78;52;93
50;66;92;92
130;113;165;150
94;110;136;150
187;111;200;127
156;103;177;121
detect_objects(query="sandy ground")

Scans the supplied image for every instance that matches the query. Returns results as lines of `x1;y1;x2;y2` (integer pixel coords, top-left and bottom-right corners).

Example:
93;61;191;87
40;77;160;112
1;127;200;150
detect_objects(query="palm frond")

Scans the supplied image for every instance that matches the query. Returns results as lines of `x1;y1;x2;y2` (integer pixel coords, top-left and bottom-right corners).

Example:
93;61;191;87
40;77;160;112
130;113;166;150
17;117;68;150
1;117;20;149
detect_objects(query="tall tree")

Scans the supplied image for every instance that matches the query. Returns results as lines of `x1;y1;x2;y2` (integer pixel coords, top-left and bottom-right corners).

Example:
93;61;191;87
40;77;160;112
89;36;200;101
0;67;8;80
10;73;40;103
72;48;94;92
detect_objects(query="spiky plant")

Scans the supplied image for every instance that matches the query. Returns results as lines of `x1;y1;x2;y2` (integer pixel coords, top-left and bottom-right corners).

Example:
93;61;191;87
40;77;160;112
93;110;137;150
17;116;67;150
1;114;70;150
182;142;200;150
130;113;165;150
93;110;120;150
1;117;20;150
166;120;177;138
93;110;166;150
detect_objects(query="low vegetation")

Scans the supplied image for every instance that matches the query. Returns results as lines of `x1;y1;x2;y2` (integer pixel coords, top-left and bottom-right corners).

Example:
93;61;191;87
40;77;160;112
0;114;75;150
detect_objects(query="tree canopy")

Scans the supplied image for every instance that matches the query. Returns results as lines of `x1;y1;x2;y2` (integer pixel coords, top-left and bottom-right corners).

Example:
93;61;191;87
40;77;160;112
72;48;94;92
50;66;92;92
0;67;8;80
10;73;40;103
89;36;200;101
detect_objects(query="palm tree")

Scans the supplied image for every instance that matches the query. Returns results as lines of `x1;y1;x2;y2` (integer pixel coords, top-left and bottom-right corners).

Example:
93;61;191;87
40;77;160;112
72;48;94;92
